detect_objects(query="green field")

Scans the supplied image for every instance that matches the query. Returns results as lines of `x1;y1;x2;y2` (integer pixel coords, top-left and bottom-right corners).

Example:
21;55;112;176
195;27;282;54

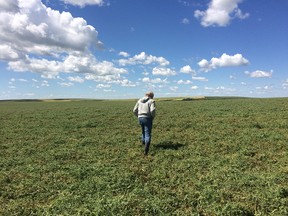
0;98;287;215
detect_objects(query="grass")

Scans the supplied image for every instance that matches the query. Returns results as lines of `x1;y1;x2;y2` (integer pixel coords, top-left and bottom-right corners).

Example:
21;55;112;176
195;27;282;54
0;98;288;215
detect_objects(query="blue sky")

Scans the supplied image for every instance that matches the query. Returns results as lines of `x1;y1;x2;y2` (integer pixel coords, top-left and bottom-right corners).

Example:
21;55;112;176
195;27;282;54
0;0;287;99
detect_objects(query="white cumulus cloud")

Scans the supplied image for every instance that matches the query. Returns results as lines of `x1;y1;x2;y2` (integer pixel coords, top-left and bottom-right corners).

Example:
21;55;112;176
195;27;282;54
0;0;19;12
96;84;111;88
0;0;102;60
180;65;196;75
119;52;169;67
61;0;105;7
68;76;85;83
191;86;199;90
118;51;129;57
142;77;169;84
152;67;176;76
177;79;192;84
0;0;131;83
194;0;249;27
0;44;19;60
245;70;273;78
181;18;190;24
8;53;127;79
198;53;249;72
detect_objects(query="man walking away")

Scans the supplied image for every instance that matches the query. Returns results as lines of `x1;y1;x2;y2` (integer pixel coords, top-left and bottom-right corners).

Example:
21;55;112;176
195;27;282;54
133;92;156;155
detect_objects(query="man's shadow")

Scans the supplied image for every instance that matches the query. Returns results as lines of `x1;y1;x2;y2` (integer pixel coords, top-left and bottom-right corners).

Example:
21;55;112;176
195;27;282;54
153;141;185;150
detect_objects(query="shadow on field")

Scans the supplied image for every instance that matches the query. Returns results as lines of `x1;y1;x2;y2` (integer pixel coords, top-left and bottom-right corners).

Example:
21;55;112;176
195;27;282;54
154;141;185;150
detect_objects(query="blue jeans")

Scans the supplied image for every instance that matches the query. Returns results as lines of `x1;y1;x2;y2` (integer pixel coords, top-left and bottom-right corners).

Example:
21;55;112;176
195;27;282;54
139;117;153;145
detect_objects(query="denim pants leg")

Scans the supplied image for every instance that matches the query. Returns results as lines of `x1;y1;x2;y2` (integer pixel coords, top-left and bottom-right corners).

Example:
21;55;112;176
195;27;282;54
139;117;152;144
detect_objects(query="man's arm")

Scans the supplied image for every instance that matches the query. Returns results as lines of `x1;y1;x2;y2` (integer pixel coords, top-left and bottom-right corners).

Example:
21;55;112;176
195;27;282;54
133;101;139;117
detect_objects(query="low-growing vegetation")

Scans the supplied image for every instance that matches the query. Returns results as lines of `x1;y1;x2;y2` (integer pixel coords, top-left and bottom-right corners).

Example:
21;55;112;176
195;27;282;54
0;98;287;215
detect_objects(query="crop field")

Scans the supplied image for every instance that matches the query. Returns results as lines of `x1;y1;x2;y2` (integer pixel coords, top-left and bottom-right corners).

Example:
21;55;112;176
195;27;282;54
0;97;288;215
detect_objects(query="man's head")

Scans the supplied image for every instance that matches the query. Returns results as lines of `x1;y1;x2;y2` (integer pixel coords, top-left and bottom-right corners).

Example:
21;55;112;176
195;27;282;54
145;91;154;99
